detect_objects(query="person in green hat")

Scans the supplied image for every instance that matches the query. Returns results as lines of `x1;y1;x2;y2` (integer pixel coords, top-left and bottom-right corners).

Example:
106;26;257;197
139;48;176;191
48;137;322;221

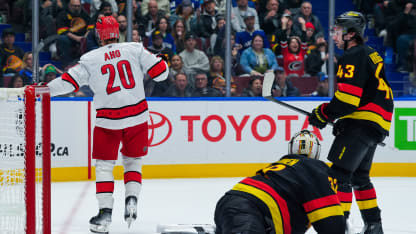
42;64;63;83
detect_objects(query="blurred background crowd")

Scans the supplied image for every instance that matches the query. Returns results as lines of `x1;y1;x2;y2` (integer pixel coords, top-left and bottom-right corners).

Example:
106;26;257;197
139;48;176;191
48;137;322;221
0;0;415;97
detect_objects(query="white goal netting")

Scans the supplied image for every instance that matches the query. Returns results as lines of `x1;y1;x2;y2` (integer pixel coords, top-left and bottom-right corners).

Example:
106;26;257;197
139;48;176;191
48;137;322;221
0;87;49;234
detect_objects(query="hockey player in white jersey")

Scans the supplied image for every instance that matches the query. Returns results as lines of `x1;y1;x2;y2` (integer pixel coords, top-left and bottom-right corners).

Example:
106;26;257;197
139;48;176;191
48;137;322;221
47;16;168;233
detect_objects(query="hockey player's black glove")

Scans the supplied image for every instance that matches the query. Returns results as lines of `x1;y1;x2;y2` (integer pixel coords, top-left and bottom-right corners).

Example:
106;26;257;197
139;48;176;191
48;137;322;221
309;103;331;129
332;120;345;136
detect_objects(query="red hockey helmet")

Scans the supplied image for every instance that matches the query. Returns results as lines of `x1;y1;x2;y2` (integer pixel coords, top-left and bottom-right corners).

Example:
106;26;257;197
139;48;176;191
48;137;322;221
96;16;119;41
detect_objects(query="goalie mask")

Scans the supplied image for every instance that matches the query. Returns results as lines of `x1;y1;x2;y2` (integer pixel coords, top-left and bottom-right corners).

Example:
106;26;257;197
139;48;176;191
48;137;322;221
288;130;321;159
96;16;119;41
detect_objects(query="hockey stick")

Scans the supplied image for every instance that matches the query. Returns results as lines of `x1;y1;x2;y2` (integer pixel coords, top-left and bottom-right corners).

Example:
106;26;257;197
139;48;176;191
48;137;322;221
262;71;386;147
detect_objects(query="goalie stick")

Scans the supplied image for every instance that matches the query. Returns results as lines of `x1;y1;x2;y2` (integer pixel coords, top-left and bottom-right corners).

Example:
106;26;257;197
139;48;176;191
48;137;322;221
261;71;386;147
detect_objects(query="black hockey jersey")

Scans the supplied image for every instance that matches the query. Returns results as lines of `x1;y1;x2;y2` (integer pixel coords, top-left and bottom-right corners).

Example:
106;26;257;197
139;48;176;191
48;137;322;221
227;154;344;234
324;44;394;136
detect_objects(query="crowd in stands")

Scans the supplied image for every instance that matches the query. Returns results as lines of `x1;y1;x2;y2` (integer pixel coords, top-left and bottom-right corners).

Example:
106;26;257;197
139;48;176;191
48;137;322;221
0;0;414;97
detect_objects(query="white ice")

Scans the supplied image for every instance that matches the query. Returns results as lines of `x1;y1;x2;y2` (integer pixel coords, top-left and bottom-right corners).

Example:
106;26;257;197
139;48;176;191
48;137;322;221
52;177;416;234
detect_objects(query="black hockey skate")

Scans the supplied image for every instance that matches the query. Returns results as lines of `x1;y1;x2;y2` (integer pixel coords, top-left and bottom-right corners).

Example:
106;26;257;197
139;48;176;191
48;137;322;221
360;222;384;234
89;208;112;234
124;196;137;228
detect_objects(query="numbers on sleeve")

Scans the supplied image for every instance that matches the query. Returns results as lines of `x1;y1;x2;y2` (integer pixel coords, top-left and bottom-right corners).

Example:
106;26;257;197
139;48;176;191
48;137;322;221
328;176;338;193
261;164;287;174
375;62;393;99
336;64;355;79
101;60;136;95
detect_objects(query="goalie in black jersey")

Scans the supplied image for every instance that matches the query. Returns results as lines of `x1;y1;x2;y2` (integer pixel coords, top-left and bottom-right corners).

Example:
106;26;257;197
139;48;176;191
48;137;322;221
308;11;394;234
214;130;345;234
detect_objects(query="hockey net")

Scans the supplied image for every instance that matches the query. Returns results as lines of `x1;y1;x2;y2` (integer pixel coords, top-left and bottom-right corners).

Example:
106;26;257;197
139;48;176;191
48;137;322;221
0;86;51;234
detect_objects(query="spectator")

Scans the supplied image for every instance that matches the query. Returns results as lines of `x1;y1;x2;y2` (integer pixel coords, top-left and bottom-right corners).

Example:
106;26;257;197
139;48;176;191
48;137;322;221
8;74;24;88
192;72;223;97
259;0;283;37
141;0;170;18
41;64;64;83
117;15;128;42
19;52;34;85
212;76;238;96
56;0;93;67
179;32;210;77
310;74;329;97
117;0;143;25
272;12;303;55
305;22;316;46
168;54;193;85
39;0;60;39
140;0;166;38
213;29;245;75
394;2;416;72
147;30;174;66
235;12;270;52
231;0;259;32
207;56;225;86
193;0;218;39
164;72;194;97
240;77;262;97
272;66;300;97
170;0;201;16
148;16;176;53
0;28;25;74
169;0;197;33
132;28;141;42
293;1;323;35
208;14;226;55
172;19;187;53
240;34;279;76
86;13;105;52
305;33;329;76
90;0;118;18
91;1;114;22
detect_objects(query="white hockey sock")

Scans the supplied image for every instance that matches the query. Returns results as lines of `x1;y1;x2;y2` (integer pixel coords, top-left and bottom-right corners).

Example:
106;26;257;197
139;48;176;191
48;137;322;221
95;159;116;209
122;156;143;199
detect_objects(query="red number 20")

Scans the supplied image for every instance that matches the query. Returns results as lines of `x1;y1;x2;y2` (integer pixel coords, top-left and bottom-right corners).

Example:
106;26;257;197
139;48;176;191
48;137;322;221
101;60;135;95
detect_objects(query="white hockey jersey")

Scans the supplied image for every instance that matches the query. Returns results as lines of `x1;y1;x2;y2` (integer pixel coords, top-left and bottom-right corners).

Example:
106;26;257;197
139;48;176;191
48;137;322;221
48;42;168;129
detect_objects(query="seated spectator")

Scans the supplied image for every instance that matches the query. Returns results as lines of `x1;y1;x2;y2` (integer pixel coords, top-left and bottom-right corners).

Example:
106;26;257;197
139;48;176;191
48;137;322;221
117;15;128;42
41;64;63;83
240;34;279;76
192;72;223;97
170;0;200;16
259;0;284;37
142;0;170;18
293;1;323;36
179;32;210;77
193;0;218;40
172;19;187;53
148;16;176;53
90;0;118;18
19;52;34;85
305;33;329;76
132;28;141;42
141;0;166;38
147;30;174;66
8;74;24;88
208;14;226;55
240;76;262;97
56;0;93;67
272;67;300;97
207;56;225;86
0;28;25;75
310;74;329;97
39;0;60;39
394;2;416;72
169;54;192;84
169;0;197;32
164;72;194;97
212;76;238;96
91;1;114;22
213;29;245;76
231;0;259;32
235;12;270;52
86;13;104;52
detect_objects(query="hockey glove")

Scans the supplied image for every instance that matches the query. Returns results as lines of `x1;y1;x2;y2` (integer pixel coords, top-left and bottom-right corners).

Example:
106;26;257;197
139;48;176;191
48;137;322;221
332;120;345;136
309;103;331;129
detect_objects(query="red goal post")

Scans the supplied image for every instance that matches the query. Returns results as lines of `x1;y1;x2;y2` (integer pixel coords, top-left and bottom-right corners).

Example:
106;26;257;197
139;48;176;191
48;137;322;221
0;86;51;234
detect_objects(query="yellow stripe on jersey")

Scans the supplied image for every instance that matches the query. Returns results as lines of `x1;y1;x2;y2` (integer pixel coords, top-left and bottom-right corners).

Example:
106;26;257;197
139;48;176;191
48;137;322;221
356;199;378;210
341;111;391;131
335;91;360;107
232;183;284;234
340;202;352;212
306;205;344;223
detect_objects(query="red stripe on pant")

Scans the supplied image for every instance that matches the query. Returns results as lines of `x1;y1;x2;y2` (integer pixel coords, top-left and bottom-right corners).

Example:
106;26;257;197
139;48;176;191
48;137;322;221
124;171;142;184
354;188;377;200
96;181;114;193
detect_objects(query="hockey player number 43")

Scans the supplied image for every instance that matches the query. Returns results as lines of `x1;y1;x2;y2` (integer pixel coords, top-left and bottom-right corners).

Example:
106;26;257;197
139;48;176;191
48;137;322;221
375;62;393;100
101;60;136;95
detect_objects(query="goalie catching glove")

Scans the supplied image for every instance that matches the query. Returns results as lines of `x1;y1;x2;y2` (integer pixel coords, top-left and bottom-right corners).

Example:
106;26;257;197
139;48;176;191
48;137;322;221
309;103;332;129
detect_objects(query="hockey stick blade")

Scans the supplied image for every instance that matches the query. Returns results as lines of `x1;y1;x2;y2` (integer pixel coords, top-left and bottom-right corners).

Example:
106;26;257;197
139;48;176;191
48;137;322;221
261;72;386;147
